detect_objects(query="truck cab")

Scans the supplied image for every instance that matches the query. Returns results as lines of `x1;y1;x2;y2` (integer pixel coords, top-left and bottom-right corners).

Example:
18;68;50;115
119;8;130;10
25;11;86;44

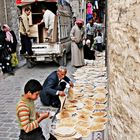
16;0;73;67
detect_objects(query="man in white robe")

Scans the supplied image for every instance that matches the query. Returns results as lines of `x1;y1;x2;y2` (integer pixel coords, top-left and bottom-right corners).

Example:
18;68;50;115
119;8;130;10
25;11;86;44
70;19;85;67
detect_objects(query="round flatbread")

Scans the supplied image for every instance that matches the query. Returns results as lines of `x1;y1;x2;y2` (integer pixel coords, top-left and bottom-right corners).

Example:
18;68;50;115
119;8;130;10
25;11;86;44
75;126;91;137
73;93;84;99
78;114;90;122
94;104;107;110
94;93;106;98
94;117;108;124
64;104;77;111
95;98;107;104
78;108;92;116
68;99;78;103
82;98;94;105
92;111;107;118
94;87;108;94
56;110;71;119
84;105;94;111
59;118;77;127
54;126;76;137
89;123;105;132
76;121;91;128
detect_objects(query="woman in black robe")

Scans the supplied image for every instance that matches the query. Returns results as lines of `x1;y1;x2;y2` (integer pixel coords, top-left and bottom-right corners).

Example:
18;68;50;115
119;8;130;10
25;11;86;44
0;25;15;75
84;39;95;60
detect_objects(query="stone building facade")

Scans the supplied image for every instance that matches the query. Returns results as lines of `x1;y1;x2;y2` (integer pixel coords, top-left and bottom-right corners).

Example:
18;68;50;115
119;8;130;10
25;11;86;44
108;0;140;139
0;0;19;40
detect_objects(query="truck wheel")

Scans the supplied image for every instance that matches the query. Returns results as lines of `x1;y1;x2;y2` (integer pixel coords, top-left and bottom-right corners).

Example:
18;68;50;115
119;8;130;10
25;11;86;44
58;52;67;66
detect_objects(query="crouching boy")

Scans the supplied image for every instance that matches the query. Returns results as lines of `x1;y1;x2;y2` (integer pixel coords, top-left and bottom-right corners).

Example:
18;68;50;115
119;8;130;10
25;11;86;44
16;79;49;140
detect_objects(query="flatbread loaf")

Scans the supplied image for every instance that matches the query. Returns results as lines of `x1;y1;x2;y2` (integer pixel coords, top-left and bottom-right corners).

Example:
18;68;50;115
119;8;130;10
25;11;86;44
76;121;91;128
92;111;107;117
78;109;92;116
94;117;108;123
56;110;71;119
89;123;105;132
94;104;106;110
78;114;90;122
73;93;84;99
59;118;77;127
54;126;76;137
75;126;90;137
84;105;94;111
82;98;94;105
94;87;108;94
64;104;77;111
68;99;78;103
95;98;107;104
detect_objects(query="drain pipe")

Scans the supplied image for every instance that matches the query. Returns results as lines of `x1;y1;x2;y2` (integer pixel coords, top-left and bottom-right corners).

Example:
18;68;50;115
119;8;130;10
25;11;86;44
4;0;8;23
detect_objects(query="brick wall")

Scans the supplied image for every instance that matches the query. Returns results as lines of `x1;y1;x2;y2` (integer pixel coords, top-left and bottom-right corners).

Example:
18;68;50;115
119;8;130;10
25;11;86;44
108;0;140;139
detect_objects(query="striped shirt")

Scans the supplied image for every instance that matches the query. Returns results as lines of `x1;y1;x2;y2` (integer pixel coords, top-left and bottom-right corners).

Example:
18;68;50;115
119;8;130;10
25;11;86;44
16;96;39;133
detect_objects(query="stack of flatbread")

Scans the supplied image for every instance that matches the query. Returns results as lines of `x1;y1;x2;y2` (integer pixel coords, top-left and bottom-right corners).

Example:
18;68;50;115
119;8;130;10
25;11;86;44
75;126;91;138
89;123;105;132
56;109;71;119
94;86;108;94
58;118;77;127
54;126;76;137
92;111;107;118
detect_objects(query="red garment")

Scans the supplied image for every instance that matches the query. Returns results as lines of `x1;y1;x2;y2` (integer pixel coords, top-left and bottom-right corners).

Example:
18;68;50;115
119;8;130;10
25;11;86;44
75;19;84;25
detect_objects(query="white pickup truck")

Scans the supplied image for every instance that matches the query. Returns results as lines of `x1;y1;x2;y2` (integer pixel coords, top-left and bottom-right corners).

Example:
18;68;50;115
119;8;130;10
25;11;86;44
16;0;72;67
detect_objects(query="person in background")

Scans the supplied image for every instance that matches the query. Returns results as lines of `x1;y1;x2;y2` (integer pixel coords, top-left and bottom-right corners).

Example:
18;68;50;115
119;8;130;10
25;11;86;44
72;16;76;26
40;66;74;108
0;25;4;45
70;19;85;67
0;25;14;75
84;39;95;60
94;32;103;52
19;7;33;56
3;24;18;70
86;18;95;48
38;6;55;40
16;79;57;140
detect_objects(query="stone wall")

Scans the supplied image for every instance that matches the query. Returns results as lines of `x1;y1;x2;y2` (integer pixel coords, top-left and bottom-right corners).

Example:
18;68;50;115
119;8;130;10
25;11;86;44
108;0;140;140
0;0;6;25
0;0;19;41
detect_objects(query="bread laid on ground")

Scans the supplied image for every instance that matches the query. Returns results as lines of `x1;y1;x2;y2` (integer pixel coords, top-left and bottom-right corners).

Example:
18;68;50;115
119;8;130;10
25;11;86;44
94;117;108;123
89;123;105;132
75;126;90;137
59;118;77;127
56;110;71;119
54;126;76;137
92;111;107;117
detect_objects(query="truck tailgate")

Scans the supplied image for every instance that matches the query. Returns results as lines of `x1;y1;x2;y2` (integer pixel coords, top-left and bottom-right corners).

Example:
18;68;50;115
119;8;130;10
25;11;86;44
32;43;61;55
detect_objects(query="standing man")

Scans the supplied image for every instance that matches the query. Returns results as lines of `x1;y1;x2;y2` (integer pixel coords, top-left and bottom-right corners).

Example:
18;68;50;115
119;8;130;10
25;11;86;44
38;7;55;40
72;16;76;26
70;19;85;67
19;7;33;56
40;66;74;108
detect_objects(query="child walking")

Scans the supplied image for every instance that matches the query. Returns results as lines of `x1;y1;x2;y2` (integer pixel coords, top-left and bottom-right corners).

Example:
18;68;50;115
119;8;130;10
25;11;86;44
16;79;51;140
